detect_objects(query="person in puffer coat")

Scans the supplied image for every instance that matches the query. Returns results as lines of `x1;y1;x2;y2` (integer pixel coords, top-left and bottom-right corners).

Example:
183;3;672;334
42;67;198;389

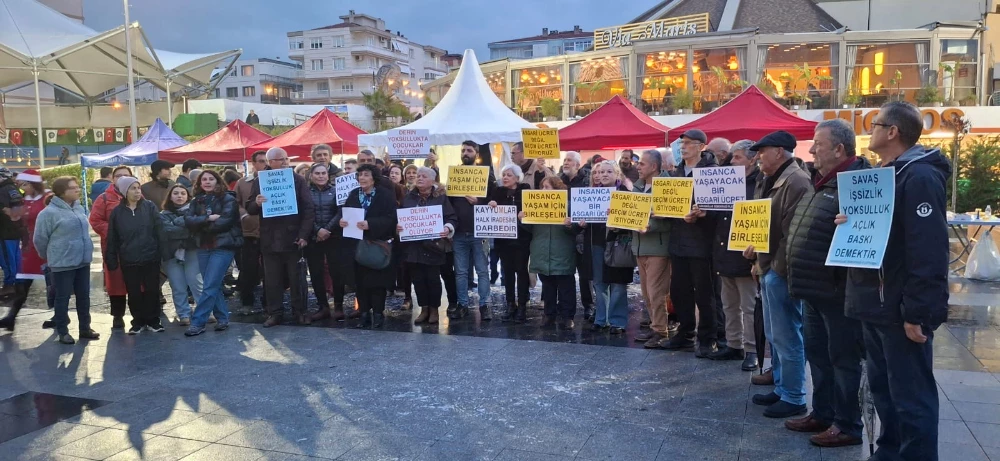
183;170;243;336
399;167;457;326
519;176;577;329
105;176;165;335
160;184;203;326
305;162;352;322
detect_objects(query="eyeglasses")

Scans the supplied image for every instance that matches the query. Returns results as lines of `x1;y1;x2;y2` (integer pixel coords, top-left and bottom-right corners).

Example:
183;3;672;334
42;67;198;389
871;122;892;130
269;157;289;162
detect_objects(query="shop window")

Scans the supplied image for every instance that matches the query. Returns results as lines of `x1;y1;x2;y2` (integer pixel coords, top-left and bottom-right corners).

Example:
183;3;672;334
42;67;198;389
511;64;564;122
940;39;979;105
637;50;689;114
242;86;255;97
485;71;506;102
759;42;837;109
241;65;254;77
845;42;929;108
569;56;628;118
689;47;748;113
226;87;238;98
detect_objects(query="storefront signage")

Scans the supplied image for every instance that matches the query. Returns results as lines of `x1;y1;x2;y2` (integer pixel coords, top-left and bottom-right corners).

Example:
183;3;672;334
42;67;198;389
594;13;710;50
822;108;966;136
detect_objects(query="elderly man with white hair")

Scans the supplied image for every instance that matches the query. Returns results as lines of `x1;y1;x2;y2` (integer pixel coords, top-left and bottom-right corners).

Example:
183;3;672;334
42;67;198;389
245;147;316;328
705;137;732;166
559;150;595;319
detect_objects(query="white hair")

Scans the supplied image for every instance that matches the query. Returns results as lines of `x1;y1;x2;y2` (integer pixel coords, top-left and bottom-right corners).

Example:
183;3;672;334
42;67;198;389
564;151;581;165
265;147;287;161
501;164;524;182
417;166;437;180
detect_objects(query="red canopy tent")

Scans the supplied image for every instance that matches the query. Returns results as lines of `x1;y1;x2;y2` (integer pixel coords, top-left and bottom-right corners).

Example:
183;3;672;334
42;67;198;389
666;85;818;142
249;108;367;157
159;120;271;163
558;95;671;151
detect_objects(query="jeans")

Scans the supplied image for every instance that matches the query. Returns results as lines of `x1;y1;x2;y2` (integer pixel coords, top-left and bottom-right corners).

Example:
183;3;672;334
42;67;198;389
237;237;263;306
803;300;864;438
194;249;234;327
453;232;490;307
539;274;575;320
0;239;21;286
760;269;806;405
864;321;939;461
591;245;628;328
163;249;204;320
121;262;162;329
670;256;716;345
409;262;443;308
52;266;90;336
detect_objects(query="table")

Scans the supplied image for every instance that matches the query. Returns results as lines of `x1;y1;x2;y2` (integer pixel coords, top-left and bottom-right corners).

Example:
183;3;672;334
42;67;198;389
948;218;999;274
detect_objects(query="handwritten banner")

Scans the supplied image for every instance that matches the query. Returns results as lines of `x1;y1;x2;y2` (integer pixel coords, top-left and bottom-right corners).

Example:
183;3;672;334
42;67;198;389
335;172;358;206
570;187;613;223
474;205;518;239
258;168;298;218
521;128;560;160
826;167;895;268
521;190;568;224
607;191;653;231
397;205;444;242
446;166;490;197
728;198;771;253
693;165;746;211
387;128;431;160
652;177;694;218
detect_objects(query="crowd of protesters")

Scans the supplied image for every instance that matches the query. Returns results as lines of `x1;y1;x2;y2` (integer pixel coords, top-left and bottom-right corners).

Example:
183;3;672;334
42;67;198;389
0;100;949;461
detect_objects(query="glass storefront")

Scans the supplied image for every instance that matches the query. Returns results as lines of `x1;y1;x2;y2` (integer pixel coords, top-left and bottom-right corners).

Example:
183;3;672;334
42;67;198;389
637;50;688;114
940;39;979;105
759;43;837;109
511;64;564;122
569;56;629;118
484;70;507;103
846;42;928;108
691;47;748;112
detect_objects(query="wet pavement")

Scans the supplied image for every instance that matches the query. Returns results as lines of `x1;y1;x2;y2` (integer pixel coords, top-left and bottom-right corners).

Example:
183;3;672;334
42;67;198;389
2;266;1000;459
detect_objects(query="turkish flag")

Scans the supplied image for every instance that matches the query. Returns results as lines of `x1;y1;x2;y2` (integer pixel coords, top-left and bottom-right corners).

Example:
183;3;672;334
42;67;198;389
11;130;22;145
126;128;132;144
104;128;114;143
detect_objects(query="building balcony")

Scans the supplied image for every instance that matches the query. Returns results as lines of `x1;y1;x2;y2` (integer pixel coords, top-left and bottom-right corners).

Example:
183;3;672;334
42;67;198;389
261;73;301;86
350;45;401;60
291;89;365;102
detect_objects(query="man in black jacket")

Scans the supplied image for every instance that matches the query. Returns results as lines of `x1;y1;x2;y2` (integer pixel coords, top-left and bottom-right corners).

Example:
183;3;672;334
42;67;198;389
310;143;343;177
836;102;950;461
785;119;868;447
661;129;718;356
449;140;497;320
560;150;595;319
246;147;316;328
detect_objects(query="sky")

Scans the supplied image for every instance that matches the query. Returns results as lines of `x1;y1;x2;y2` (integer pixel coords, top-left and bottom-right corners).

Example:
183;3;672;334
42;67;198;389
83;0;641;62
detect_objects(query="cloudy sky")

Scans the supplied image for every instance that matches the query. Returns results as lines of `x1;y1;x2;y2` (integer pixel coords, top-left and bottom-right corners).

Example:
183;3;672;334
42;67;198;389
83;0;638;61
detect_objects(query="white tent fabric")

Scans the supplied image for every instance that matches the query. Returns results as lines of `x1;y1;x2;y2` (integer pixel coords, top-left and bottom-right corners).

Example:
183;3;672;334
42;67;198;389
358;49;534;146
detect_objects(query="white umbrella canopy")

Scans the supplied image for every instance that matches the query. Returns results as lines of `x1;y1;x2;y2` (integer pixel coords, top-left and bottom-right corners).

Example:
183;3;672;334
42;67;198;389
358;49;535;147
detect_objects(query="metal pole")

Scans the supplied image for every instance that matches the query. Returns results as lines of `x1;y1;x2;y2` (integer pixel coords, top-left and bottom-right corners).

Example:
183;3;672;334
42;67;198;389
32;67;45;168
123;0;139;140
165;80;173;127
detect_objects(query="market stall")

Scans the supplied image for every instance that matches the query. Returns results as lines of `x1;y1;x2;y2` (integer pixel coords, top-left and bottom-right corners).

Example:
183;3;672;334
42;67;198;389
159;120;270;164
557;95;670;151
249;108;368;158
666;85;818;142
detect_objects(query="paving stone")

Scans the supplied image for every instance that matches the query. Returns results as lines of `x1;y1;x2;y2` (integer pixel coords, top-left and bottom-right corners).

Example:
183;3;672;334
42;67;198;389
162;414;255;443
939;441;990;461
967;422;1000;448
104;435;207;461
215;419;360;459
53;428;154;460
575;422;664;461
953;401;1000;424
0;422;103;457
939;420;979;445
177;443;265;461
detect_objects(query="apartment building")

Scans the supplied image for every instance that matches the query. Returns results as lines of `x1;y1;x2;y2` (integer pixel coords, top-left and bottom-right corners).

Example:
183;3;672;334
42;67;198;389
212;58;303;104
488;26;593;61
286;10;449;110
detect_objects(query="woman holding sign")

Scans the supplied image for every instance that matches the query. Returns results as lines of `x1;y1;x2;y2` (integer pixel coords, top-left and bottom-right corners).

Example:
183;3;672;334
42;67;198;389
577;161;632;334
339;164;398;329
397;167;457;325
183;170;243;336
518;177;577;329
488;165;532;323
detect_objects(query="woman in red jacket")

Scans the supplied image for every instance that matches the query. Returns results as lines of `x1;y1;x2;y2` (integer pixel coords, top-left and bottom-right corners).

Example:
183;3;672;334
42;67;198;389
89;165;132;329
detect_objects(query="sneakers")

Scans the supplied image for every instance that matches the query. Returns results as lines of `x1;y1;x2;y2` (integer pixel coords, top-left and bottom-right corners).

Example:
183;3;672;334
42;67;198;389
177;317;191;326
146;323;165;333
634;331;659;343
127;325;142;335
184;325;206;337
764;401;808;419
609;326;625;335
214;323;229;332
78;329;100;340
667;320;680;333
707;346;745;361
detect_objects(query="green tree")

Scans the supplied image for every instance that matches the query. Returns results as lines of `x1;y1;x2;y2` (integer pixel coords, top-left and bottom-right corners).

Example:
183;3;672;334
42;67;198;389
362;89;412;130
953;137;1000;212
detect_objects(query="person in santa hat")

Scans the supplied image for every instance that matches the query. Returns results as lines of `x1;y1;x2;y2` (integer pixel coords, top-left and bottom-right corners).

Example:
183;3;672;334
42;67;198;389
0;169;55;331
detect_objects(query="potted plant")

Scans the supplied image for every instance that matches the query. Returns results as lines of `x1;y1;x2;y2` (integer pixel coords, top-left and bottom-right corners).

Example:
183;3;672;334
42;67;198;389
842;89;862;109
888;69;905;102
939;63;958;106
671;88;694;114
539;97;562;121
790;63;832;110
960;94;978;106
915;84;943;107
710;66;749;107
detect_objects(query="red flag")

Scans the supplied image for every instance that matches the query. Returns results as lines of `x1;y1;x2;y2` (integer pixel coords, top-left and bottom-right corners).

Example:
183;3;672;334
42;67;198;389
105;128;114;143
11;130;22;145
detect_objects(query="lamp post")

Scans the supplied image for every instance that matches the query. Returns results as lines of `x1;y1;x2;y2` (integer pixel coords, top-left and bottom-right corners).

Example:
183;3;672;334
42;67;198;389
122;0;138;142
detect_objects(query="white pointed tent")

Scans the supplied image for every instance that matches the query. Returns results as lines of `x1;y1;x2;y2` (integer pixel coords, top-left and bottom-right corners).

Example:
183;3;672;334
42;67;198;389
358;49;534;147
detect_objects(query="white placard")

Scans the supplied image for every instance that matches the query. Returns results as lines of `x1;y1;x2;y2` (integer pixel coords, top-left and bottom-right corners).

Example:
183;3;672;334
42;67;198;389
692;165;746;211
474;205;518;239
570;187;614;223
396;205;444;242
336;173;359;206
341;207;365;240
387;128;431;160
258;168;298;218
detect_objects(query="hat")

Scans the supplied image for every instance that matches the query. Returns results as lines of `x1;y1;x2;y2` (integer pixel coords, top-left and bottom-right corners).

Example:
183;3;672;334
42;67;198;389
150;159;175;175
749;131;797;152
17;169;41;183
116;176;139;195
679;129;708;144
0;168;13;182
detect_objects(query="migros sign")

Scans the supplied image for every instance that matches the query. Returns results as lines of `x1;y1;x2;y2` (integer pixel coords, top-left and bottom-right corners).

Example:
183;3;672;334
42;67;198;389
823;108;966;136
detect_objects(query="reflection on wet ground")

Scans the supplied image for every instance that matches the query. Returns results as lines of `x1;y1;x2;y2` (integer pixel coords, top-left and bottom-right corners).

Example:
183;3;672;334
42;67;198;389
0;392;110;444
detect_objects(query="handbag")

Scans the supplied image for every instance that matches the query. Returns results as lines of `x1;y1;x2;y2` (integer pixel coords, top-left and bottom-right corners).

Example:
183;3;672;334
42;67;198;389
604;232;636;268
355;239;392;270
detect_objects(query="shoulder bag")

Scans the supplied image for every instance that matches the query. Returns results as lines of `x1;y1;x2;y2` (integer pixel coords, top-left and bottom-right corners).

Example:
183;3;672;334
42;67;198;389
604;232;636;268
355;239;392;270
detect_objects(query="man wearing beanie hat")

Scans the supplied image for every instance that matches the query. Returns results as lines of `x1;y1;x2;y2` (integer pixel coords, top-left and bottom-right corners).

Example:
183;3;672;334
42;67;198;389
0;167;25;298
141;159;175;211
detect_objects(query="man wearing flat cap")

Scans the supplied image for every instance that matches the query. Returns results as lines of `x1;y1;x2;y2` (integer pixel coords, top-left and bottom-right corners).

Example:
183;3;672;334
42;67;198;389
743;130;814;419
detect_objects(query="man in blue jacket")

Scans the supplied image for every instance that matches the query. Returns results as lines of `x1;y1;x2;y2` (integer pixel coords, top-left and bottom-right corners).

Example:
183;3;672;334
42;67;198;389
836;101;950;461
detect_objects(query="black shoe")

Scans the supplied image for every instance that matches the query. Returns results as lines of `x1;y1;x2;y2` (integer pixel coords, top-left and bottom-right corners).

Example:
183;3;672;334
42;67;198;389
667;320;680;333
470;281;477;288
695;343;718;358
609;326;625;335
354;311;372;329
514;306;527;324
752;392;781;406
583;306;595;322
634;331;658;343
660;336;695;351
372;312;384;329
561;319;574;329
764;401;808;419
588;323;603;332
0;316;14;332
112;316;125;330
643;332;666;349
447;305;462;320
501;303;515;322
78;329;100;340
541;315;557;328
639;318;652;327
57;334;75;344
479;305;492;321
41;318;54;329
127;325;142;335
742;352;759;371
147;323;165;333
707;346;744;361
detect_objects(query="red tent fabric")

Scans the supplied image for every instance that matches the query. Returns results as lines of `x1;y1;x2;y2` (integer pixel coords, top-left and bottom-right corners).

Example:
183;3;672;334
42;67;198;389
159;120;271;163
558;95;670;151
666;85;818;142
249;108;367;157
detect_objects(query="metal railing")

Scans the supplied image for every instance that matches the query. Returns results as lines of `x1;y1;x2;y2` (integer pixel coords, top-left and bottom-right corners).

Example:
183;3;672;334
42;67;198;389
291;89;363;100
